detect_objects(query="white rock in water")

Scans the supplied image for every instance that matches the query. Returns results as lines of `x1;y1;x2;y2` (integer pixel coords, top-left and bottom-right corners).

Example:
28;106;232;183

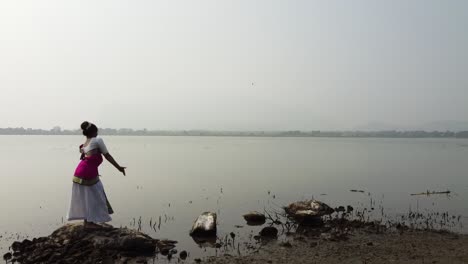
190;212;217;236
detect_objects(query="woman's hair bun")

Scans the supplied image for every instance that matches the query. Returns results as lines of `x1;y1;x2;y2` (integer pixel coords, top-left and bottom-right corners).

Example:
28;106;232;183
80;121;98;137
81;121;90;130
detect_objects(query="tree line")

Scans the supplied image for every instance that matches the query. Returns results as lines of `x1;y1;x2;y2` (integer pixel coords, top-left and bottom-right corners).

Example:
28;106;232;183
0;127;468;138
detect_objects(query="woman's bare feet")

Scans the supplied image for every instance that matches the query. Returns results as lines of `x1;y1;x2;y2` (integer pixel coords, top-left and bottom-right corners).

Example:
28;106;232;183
83;220;101;230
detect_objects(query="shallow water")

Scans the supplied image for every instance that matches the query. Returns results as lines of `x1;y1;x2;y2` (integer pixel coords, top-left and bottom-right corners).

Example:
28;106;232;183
1;136;468;260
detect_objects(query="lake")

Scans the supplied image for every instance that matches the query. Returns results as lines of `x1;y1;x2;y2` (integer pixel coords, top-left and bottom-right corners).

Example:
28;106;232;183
1;136;468;260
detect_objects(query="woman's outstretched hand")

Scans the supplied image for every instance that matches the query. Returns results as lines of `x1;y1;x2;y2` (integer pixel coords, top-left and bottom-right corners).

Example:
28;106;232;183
103;153;126;176
118;166;126;176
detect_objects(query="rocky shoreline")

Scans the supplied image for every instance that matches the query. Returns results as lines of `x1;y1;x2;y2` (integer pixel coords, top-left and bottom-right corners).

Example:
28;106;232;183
6;219;468;264
3;223;179;264
3;199;467;264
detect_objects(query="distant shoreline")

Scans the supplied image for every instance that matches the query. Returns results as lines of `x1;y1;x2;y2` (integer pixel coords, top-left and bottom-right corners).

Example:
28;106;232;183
0;128;467;138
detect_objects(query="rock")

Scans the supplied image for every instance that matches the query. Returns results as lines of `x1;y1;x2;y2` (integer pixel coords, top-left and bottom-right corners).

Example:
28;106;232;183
260;227;278;238
190;212;217;236
156;240;177;255
191;235;217;248
119;234;155;253
11;241;22;252
3;252;12;260
243;211;266;225
179;250;188;260
285;200;334;223
159;248;171;256
21;239;33;247
5;223;173;264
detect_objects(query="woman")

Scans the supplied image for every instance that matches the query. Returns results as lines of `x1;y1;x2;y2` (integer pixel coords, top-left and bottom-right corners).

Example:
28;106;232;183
67;121;126;228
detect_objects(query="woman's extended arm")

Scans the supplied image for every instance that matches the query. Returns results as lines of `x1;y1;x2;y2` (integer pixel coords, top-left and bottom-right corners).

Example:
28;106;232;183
103;153;126;176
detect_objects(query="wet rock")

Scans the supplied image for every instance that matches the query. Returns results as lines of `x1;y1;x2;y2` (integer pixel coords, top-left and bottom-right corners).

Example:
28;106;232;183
3;252;12;261
21;239;33;247
191;235;217;248
159;248;170;256
190;212;217;236
156;240;178;255
179;250;188;260
243;211;266;225
119;234;155;252
285;200;334;223
11;241;23;252
5;223;173;264
260;227;278;238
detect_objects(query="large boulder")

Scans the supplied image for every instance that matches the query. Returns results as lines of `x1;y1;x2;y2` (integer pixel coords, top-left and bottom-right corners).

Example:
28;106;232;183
6;223;176;264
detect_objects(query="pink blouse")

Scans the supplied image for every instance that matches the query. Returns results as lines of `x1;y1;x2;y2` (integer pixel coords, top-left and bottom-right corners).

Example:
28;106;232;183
74;137;108;180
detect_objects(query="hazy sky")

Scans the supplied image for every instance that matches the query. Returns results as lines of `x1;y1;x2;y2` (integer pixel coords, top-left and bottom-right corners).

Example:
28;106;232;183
0;0;467;130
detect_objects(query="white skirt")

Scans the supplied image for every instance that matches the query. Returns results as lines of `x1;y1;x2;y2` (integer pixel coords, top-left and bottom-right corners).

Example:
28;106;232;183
67;180;113;223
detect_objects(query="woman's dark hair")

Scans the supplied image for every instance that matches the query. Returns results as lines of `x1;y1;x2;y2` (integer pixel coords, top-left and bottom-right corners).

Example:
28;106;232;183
81;121;98;138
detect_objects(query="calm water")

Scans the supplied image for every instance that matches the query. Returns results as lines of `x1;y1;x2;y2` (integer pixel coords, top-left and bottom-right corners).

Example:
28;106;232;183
1;136;468;259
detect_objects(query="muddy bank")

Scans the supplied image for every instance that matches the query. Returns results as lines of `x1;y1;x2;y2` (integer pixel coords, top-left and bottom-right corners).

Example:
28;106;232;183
205;224;468;264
